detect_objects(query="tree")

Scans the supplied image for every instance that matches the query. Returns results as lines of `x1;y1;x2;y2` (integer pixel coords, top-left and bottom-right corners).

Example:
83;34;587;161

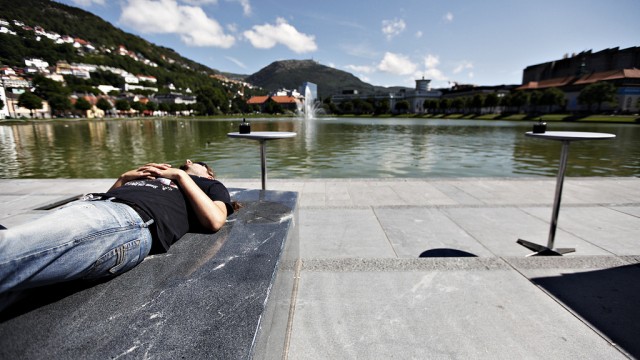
158;102;170;114
18;91;43;118
131;101;145;115
374;99;389;115
48;94;72;117
451;98;464;113
439;98;452;114
96;98;112;116
359;101;374;114
196;87;228;115
578;82;617;112
484;93;499;113
115;99;131;116
32;75;70;100
529;91;543;113
339;101;354;114
423;99;439;114
470;94;485;113
394;100;410;114
510;91;529;113
540;87;565;113
74;97;92;115
145;101;158;114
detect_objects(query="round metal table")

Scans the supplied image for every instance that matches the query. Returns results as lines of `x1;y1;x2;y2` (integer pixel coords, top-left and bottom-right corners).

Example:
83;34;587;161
227;131;297;190
517;131;616;256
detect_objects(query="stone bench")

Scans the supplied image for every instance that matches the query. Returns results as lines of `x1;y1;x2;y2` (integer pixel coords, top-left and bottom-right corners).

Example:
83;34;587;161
0;188;299;359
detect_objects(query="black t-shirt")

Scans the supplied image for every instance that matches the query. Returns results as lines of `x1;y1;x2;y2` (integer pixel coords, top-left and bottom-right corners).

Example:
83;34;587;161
102;176;233;252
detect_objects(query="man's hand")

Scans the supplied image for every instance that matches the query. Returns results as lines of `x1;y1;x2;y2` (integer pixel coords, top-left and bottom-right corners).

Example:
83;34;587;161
108;163;175;191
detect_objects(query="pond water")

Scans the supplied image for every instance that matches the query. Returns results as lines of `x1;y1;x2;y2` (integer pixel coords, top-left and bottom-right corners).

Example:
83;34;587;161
0;117;638;179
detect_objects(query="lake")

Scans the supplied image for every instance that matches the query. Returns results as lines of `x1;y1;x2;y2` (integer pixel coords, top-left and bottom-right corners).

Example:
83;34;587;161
0;117;638;179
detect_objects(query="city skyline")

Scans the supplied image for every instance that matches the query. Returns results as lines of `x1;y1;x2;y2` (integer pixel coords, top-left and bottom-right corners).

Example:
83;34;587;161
45;0;640;89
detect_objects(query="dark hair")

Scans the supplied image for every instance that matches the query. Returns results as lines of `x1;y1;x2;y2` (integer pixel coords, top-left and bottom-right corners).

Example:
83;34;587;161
195;162;216;178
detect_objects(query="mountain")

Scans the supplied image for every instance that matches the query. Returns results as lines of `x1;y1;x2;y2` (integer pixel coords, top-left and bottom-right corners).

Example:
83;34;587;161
245;59;402;99
0;0;403;100
0;0;216;75
0;0;231;95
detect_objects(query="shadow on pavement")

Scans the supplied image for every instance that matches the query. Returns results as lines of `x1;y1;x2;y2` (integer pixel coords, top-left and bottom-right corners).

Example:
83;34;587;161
419;248;478;257
531;264;640;358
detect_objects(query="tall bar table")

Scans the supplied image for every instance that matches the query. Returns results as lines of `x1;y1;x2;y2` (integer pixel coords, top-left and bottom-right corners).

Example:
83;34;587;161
517;131;615;256
227;131;296;190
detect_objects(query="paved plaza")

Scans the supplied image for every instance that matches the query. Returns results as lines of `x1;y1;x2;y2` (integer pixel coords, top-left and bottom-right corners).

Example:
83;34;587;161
1;177;639;358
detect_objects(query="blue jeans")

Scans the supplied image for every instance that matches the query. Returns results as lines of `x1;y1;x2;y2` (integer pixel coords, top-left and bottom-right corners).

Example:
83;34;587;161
0;199;153;295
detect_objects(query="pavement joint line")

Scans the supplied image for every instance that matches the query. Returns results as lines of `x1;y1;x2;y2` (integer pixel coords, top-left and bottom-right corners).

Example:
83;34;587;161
300;203;640;210
499;256;633;359
372;207;400;258
298;256;640;272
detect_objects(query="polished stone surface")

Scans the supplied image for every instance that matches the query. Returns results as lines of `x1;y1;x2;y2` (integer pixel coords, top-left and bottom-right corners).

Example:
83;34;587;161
0;188;299;360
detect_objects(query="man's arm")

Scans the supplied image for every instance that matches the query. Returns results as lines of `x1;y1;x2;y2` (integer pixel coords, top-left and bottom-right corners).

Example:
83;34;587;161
108;164;165;192
133;163;228;232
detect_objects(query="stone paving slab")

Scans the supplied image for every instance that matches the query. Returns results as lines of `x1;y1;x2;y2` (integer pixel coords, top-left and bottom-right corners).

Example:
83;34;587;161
1;177;639;359
289;261;627;359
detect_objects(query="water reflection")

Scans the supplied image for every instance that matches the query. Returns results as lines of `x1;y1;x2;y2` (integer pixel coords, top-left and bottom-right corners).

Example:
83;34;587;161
0;118;638;179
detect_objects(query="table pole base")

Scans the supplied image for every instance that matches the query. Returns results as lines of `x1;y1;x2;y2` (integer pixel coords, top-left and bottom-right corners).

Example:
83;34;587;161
516;239;575;257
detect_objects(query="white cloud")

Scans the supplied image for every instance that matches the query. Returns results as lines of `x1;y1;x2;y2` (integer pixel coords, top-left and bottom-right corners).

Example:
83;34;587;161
233;0;252;16
423;68;447;81
381;18;406;40
424;54;440;69
340;43;377;59
415;31;423;38
181;0;218;4
344;64;375;74
226;23;238;33
453;61;474;74
225;56;246;69
377;52;416;75
443;12;453;23
119;0;235;47
243;17;317;53
69;0;105;5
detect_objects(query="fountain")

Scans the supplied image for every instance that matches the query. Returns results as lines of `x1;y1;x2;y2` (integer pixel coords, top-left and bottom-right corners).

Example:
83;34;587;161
297;82;323;120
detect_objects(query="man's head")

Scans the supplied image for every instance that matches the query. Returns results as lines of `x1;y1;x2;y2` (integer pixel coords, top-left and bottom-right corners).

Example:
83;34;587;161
180;159;215;179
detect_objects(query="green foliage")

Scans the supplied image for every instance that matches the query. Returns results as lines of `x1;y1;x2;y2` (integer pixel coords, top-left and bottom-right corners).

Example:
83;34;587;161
484;93;499;111
48;94;72;115
18;91;43;116
510;91;529;111
74;97;92;111
540;87;565;112
195;87;228;115
578;82;617;112
115;99;130;111
394;100;410;113
96;98;112;112
0;0;228;99
32;75;71;100
470;94;485;112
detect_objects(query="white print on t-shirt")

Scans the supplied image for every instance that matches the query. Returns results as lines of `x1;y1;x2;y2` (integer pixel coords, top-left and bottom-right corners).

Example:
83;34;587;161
125;179;177;191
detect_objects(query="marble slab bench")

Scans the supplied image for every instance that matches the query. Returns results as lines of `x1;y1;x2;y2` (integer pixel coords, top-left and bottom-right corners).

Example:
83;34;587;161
0;188;299;359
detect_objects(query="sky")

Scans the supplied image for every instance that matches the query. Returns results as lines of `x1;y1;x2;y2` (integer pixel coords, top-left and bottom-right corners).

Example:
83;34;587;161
53;0;640;90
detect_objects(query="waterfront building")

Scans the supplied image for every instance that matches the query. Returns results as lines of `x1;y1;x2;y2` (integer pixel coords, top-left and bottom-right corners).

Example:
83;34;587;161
518;46;640;112
331;77;441;114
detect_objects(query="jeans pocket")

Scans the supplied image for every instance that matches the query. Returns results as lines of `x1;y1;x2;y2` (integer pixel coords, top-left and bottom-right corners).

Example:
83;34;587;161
83;239;143;279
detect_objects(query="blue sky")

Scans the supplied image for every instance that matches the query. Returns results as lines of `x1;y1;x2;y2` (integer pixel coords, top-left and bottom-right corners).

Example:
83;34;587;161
54;0;640;89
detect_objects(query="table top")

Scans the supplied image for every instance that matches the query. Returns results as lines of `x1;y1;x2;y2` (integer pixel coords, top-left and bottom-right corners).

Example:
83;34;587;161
227;131;297;140
525;131;616;141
